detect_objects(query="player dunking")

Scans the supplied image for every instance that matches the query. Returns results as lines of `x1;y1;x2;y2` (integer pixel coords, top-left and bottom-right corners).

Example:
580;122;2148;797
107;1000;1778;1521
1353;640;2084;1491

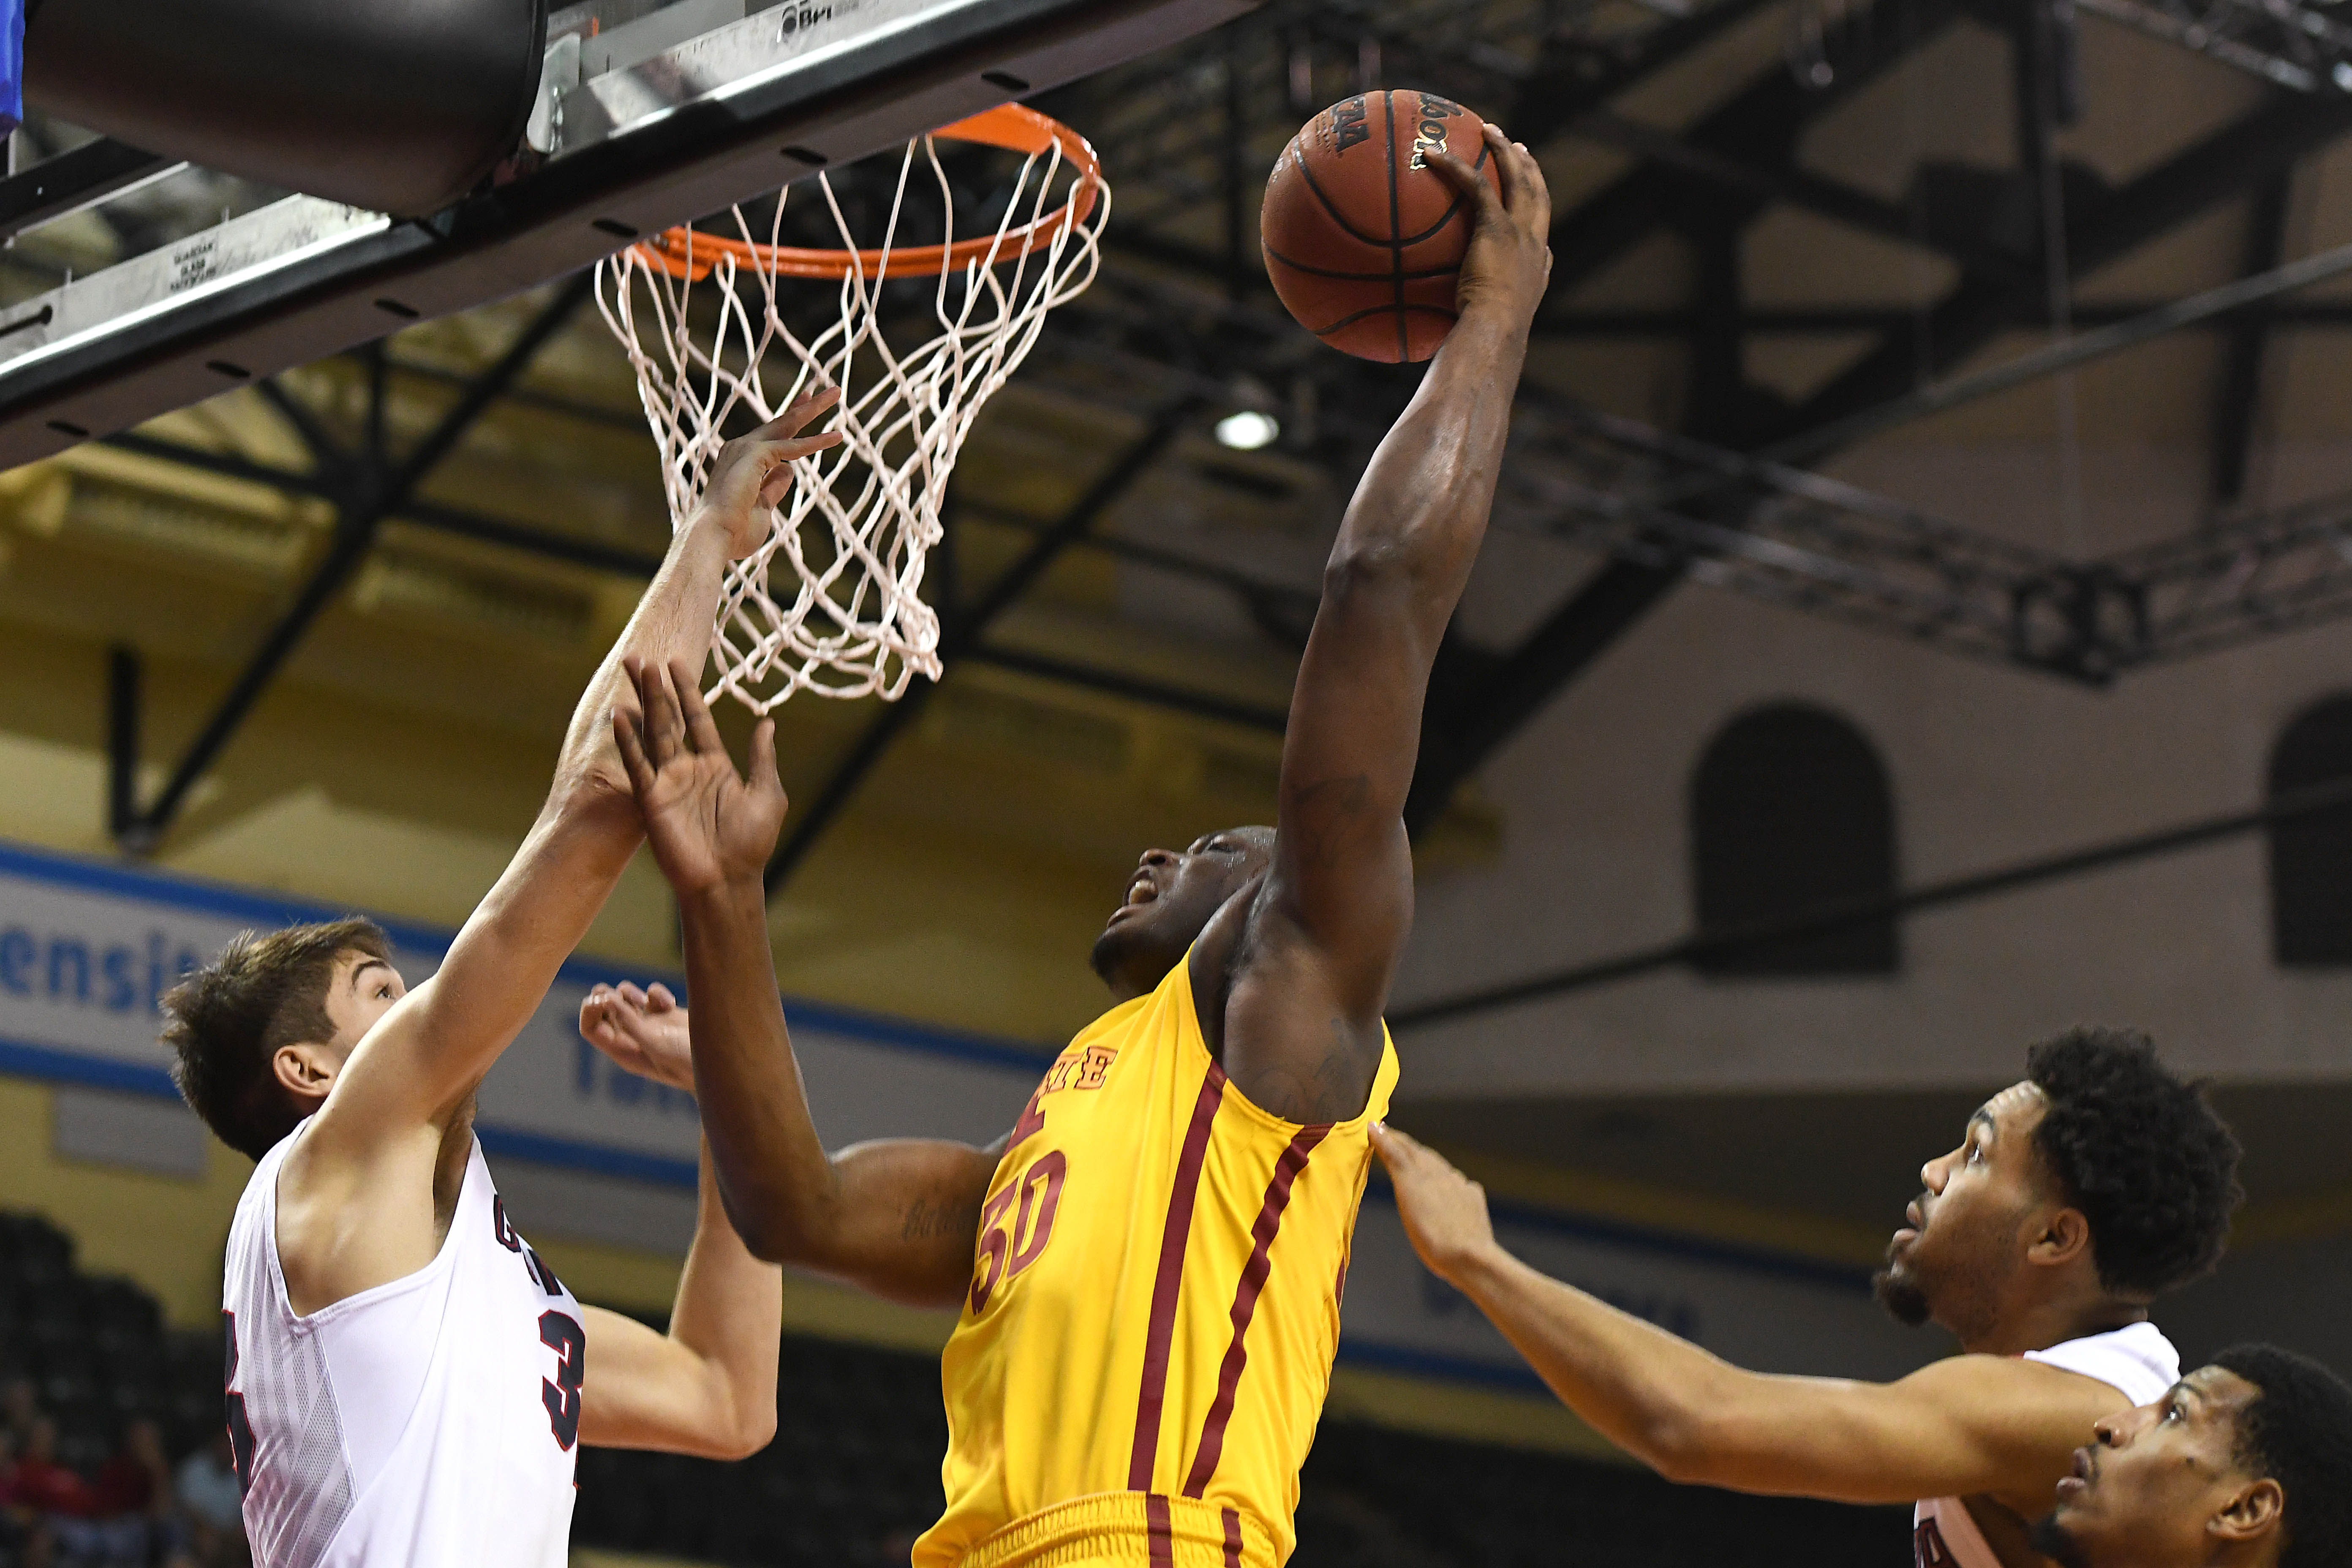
578;122;1552;1568
158;392;839;1566
1371;1030;2244;1568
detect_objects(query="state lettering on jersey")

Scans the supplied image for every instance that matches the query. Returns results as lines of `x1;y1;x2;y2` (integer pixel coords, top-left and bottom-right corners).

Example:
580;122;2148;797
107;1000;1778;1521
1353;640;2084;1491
493;1196;523;1252
523;1245;565;1298
1009;1042;1118;1150
1915;1517;1957;1568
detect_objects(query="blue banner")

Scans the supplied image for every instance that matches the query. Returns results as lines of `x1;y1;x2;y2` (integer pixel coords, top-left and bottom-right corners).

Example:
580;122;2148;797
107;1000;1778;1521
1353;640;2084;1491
0;836;1938;1389
0;0;21;139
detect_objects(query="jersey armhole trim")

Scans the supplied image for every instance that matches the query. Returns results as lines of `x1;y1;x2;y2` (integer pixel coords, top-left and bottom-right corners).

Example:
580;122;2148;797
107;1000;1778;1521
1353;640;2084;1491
267;1123;478;1335
1171;942;1400;1138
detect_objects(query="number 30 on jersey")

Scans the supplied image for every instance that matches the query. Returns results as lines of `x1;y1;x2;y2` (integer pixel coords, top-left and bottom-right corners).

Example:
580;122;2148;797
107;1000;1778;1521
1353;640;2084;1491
969;1150;1068;1314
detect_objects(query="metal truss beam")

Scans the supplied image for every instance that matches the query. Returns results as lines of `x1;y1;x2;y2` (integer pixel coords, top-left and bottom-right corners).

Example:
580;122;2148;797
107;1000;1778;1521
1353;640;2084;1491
1537;0;1971;300
2213;174;2294;506
2074;0;2352;94
107;275;594;850
1401;89;2352;830
1396;0;1977;832
1777;89;2352;446
1506;0;1788;148
761;396;1206;895
1534;299;2352;335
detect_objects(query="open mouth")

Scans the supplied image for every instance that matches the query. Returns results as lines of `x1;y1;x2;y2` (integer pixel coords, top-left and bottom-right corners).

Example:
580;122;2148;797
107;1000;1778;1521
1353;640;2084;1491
2053;1446;2095;1501
1108;873;1159;923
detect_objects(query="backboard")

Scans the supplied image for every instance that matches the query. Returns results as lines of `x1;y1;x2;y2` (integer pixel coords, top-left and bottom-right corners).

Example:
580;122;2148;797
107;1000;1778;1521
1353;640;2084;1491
0;0;1256;468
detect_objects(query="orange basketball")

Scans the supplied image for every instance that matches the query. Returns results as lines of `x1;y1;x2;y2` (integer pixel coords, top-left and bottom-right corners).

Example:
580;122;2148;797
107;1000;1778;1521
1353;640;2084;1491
1260;90;1503;363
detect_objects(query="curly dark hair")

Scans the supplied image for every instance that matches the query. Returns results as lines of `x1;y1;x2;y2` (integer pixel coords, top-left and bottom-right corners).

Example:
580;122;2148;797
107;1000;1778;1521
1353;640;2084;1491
2024;1027;2243;1299
160;917;389;1161
2211;1344;2352;1568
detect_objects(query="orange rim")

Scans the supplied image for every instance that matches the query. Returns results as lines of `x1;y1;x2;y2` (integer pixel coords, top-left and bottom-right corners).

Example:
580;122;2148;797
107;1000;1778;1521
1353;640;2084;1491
634;104;1102;283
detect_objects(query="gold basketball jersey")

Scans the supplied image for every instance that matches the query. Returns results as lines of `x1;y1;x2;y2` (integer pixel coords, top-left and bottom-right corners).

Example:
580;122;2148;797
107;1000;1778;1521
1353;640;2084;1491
915;951;1398;1568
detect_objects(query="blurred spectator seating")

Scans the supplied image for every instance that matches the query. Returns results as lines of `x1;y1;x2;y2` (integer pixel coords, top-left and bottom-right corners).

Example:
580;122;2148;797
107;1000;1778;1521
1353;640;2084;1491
0;1212;236;1568
3;1209;1911;1568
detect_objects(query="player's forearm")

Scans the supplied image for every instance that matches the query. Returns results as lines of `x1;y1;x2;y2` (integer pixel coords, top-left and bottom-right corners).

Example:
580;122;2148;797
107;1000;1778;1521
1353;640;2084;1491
1447;1241;1761;1483
676;881;846;1264
661;1142;783;1457
552;513;735;805
1325;308;1525;611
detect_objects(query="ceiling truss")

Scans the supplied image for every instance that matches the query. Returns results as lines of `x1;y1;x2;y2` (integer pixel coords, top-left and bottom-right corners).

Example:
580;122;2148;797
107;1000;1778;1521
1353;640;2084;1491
13;0;2352;861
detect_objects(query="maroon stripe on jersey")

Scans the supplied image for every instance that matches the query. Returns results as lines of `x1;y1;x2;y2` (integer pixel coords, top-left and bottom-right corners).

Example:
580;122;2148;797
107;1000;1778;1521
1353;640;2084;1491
1181;1123;1330;1498
1146;1492;1175;1568
1221;1506;1244;1568
1128;1063;1228;1492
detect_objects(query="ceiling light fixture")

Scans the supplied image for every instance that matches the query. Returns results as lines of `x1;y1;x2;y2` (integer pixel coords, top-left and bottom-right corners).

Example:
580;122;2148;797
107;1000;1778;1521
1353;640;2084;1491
1214;410;1280;450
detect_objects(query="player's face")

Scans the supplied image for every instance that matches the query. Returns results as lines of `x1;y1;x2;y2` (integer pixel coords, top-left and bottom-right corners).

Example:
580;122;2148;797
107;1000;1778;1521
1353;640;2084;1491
1874;1080;2049;1332
2031;1367;2268;1568
318;951;407;1061
1089;827;1274;1001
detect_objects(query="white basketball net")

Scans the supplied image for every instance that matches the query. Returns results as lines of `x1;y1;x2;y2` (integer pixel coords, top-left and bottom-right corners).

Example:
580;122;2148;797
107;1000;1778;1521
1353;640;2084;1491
596;113;1108;709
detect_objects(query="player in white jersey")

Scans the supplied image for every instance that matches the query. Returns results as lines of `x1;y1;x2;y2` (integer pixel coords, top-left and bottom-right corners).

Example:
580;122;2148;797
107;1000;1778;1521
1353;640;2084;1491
158;390;842;1568
1372;1028;2244;1568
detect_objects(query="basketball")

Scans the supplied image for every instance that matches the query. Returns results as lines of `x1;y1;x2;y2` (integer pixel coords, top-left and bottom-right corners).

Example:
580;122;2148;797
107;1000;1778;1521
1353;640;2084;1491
1260;89;1504;363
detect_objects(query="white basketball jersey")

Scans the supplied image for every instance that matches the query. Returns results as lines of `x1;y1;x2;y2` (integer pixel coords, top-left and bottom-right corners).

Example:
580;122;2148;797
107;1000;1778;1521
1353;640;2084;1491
1911;1321;2178;1568
222;1117;585;1568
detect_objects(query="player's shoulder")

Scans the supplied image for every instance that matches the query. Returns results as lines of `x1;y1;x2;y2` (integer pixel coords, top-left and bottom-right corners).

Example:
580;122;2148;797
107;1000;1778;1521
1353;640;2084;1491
1903;1344;2155;1415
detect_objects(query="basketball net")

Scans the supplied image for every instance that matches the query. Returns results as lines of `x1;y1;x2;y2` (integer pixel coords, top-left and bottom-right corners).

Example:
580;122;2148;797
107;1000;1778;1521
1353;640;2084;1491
596;106;1108;710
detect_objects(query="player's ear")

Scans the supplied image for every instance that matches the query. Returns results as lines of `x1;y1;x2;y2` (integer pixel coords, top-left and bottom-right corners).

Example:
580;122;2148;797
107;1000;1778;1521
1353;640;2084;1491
2212;1477;2284;1545
272;1040;340;1101
2027;1204;2093;1269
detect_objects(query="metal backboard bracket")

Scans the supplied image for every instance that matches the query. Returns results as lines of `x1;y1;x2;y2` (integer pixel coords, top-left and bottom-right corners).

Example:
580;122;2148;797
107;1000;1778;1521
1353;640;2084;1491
0;0;1258;468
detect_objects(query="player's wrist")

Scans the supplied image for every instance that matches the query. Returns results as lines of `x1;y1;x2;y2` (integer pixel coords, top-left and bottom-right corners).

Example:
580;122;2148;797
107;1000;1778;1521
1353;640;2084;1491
678;875;771;918
1437;1235;1514;1295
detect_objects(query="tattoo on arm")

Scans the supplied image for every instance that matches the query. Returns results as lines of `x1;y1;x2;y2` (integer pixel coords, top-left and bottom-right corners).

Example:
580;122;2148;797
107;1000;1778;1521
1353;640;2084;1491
900;1197;980;1244
1246;1018;1377;1124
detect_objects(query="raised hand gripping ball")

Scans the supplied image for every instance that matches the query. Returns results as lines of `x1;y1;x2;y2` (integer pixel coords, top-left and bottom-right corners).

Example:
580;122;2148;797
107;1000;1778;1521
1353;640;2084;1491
1260;89;1503;363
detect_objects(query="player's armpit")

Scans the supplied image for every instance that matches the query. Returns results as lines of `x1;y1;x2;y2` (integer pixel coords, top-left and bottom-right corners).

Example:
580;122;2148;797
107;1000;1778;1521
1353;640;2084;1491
576;1305;774;1461
1681;1354;2134;1509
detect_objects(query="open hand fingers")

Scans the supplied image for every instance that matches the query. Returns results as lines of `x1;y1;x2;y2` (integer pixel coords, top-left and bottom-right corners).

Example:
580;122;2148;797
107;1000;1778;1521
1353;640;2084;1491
749;716;788;810
754;431;844;509
639;657;689;765
666;657;730;765
763;382;841;440
612;702;658;803
1421;141;1501;222
1484;123;1551;236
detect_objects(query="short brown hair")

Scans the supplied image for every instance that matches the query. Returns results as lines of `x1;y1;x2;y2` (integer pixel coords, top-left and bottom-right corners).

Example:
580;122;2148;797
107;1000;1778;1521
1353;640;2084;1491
161;917;391;1160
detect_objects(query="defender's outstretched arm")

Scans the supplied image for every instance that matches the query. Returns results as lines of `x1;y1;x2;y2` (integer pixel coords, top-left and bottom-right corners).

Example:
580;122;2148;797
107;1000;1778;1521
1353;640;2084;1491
607;659;999;1308
315;392;841;1140
575;1140;782;1461
280;396;841;1314
1372;1126;2133;1513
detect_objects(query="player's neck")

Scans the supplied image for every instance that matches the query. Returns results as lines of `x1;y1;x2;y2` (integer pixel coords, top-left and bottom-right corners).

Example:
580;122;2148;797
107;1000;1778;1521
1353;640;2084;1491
1960;1289;2148;1358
